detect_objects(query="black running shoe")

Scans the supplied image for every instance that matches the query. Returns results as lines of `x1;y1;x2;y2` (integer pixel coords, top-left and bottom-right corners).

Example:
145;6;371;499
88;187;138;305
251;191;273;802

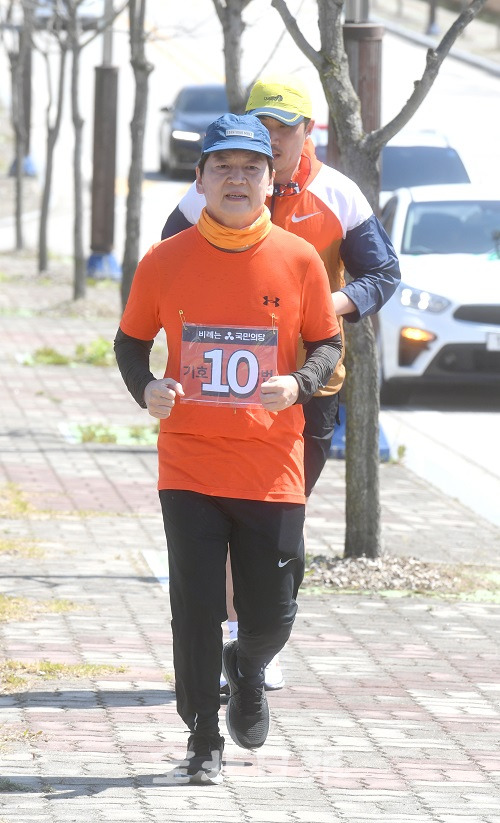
172;732;224;784
222;639;270;749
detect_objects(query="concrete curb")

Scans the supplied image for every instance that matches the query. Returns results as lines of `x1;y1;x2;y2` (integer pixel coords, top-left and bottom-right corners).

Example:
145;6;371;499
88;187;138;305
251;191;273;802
374;14;500;76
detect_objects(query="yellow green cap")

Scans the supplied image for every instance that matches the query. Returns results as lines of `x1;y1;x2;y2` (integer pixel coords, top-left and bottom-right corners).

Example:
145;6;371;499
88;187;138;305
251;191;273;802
245;75;312;125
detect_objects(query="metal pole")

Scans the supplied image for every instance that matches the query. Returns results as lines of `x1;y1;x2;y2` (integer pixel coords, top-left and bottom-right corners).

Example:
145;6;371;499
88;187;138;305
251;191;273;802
87;0;121;280
102;0;113;66
89;67;118;249
328;4;383;165
343;23;384;133
345;0;370;23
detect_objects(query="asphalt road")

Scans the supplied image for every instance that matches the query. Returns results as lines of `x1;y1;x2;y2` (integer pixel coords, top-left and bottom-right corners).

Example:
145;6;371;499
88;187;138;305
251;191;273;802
380;385;500;528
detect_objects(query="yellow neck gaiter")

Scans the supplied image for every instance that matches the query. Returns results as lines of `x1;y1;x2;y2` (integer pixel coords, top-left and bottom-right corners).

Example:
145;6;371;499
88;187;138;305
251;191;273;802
197;206;272;251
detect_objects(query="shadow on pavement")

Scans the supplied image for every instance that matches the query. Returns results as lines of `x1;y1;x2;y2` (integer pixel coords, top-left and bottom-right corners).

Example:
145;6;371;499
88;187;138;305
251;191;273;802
4;689;176;709
383;384;500;412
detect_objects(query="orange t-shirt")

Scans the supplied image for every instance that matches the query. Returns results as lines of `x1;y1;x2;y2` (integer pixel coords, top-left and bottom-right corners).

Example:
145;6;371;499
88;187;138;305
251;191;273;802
120;224;339;504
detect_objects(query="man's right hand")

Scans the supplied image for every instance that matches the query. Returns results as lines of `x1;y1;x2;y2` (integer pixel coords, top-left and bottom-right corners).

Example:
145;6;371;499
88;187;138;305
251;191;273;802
144;378;185;419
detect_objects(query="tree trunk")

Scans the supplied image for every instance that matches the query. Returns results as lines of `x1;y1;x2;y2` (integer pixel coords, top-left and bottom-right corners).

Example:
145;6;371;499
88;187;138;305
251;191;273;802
39;46;68;273
121;0;154;311
328;29;383;558
9;45;26;250
344;317;381;557
270;0;487;558
212;0;251;113
14;95;25;252
70;37;86;300
334;132;381;557
222;4;246;112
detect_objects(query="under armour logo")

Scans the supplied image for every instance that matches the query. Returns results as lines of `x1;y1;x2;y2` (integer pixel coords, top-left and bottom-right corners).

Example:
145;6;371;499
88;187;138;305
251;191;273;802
225;332;235;340
263;296;280;306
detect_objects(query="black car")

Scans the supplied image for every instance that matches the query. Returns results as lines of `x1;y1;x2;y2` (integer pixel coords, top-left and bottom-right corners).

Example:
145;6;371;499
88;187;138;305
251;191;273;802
159;84;229;177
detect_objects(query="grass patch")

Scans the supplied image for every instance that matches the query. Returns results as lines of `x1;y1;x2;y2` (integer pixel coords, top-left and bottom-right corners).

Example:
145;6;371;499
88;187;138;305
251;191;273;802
23;336;115;368
0;594;79;623
0;482;119;520
129;422;160;442
0;595;35;622
73;337;114;366
67;422;159;446
86;278;117;289
0;726;45;751
44;598;79;614
77;424;117;444
0;776;37;793
35;389;62;404
28;346;71;366
0;536;43;558
0;483;35;518
0;660;127;692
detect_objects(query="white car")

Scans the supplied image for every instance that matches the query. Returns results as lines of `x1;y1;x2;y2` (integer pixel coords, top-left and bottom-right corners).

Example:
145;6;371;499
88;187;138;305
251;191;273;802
377;184;500;404
311;126;470;209
379;130;470;208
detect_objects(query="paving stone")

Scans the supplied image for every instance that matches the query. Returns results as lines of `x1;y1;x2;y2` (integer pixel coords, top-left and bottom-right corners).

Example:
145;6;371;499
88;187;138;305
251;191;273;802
2;196;500;818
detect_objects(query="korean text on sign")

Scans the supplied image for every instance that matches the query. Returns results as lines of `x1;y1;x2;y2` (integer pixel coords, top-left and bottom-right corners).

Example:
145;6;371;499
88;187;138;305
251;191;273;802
180;323;278;407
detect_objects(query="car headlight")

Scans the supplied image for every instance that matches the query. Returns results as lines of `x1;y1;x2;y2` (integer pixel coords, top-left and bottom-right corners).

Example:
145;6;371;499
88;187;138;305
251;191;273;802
171;129;201;142
399;285;450;313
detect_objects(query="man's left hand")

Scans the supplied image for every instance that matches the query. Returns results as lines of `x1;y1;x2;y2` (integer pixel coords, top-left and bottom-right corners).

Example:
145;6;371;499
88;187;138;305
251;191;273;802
260;375;299;411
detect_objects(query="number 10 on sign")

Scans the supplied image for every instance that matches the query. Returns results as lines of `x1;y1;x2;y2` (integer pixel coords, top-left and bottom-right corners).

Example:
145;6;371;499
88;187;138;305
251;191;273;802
180;323;278;407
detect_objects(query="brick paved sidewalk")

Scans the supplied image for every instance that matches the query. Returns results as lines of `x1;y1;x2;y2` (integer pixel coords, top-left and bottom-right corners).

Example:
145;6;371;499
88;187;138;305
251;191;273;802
2;3;500;818
1;257;500;822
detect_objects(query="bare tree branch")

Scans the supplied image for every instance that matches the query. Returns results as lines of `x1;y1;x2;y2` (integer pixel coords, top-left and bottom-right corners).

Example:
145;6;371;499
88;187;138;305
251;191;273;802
271;0;322;69
367;0;487;153
250;0;307;89
212;0;252;17
211;0;253;112
78;1;129;50
37;32;68;272
272;0;364;149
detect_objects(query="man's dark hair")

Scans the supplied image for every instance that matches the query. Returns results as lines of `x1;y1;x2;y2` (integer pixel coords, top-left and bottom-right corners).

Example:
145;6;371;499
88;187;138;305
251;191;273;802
198;152;274;177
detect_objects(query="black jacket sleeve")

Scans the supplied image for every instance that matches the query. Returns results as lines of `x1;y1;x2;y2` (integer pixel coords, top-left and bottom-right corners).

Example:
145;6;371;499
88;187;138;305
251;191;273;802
339;214;401;322
291;334;342;404
114;328;156;408
161;206;194;240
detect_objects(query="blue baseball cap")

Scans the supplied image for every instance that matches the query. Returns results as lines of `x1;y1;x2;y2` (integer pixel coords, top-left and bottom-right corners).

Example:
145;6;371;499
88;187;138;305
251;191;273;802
201;113;273;159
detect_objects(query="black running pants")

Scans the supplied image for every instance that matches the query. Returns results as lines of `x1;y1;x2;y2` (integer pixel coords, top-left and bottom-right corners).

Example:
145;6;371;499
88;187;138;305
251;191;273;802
303;392;339;497
159;490;305;734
